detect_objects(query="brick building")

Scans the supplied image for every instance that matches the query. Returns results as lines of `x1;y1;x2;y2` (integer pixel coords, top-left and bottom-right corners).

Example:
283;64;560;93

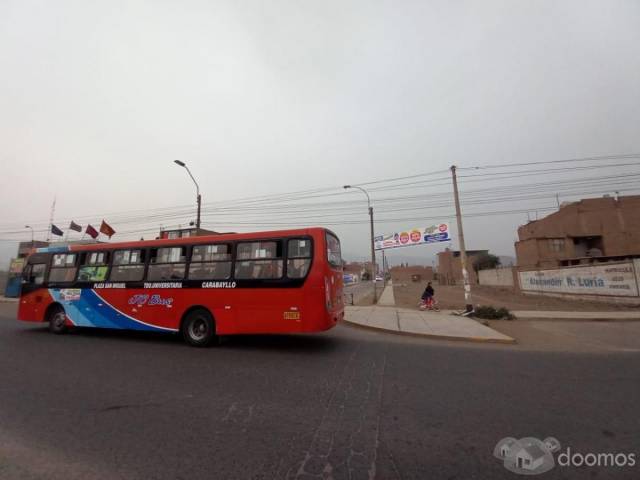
515;195;640;269
17;241;50;258
343;262;365;277
390;265;434;283
437;249;489;285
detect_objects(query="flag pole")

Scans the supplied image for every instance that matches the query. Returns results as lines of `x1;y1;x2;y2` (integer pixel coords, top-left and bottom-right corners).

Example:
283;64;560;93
46;195;57;242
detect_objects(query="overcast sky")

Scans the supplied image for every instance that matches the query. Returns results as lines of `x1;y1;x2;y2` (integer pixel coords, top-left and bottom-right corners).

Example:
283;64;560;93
1;0;639;268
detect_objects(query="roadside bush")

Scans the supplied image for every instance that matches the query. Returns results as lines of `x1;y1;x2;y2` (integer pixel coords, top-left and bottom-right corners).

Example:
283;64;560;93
474;305;516;320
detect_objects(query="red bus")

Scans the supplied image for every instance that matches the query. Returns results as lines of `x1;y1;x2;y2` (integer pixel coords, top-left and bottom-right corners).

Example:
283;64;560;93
18;227;344;346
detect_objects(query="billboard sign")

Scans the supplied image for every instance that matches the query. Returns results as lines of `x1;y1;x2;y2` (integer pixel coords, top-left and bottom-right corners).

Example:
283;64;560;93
374;223;451;251
343;274;355;284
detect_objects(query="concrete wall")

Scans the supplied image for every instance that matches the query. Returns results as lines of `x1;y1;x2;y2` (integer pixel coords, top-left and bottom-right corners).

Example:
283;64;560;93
518;261;640;305
635;259;640;293
478;267;515;287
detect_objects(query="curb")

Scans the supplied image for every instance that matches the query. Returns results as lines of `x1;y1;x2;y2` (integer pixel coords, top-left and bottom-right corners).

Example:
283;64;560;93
342;318;517;345
512;317;640;322
381;307;640;323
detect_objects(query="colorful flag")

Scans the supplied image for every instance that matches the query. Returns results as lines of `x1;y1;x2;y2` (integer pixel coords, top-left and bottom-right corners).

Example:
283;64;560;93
100;220;116;239
86;224;99;239
69;221;82;232
51;224;64;236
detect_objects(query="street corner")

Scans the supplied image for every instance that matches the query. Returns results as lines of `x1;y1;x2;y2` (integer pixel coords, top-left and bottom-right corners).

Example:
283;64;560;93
344;305;516;344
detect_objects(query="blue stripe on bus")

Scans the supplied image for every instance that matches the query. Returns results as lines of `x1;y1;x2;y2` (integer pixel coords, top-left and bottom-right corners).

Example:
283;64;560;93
49;289;175;332
36;246;70;253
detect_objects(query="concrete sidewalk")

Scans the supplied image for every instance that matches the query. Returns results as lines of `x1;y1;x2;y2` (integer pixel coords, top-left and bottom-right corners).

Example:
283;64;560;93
377;281;396;306
345;305;515;344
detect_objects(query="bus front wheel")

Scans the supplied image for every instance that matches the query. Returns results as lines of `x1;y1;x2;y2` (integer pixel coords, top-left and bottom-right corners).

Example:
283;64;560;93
48;306;68;335
182;309;217;347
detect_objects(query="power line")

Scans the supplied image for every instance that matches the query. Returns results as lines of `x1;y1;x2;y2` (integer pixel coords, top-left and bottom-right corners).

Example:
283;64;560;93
2;173;639;235
2;153;639;236
459;153;640;170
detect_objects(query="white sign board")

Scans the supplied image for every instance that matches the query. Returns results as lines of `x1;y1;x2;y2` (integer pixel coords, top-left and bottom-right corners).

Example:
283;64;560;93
374;223;451;251
519;262;639;297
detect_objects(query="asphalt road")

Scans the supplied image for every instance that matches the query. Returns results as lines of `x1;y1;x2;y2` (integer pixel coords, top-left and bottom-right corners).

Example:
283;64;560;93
1;303;639;480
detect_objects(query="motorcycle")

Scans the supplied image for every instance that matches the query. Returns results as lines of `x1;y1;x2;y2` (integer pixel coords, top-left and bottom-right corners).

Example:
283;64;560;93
419;296;440;312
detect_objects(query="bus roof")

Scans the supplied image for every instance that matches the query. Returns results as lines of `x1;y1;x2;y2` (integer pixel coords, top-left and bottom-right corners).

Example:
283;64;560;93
34;227;337;253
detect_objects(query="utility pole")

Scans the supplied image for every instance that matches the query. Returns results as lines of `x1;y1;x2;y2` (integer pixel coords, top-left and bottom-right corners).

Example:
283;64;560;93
196;192;202;229
382;249;387;284
369;204;376;286
344;185;377;303
450;166;473;313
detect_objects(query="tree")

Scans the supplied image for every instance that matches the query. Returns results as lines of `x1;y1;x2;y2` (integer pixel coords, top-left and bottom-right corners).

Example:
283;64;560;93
472;253;501;273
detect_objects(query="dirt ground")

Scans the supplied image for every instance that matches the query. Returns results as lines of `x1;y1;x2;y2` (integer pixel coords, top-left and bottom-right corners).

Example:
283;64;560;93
391;280;639;312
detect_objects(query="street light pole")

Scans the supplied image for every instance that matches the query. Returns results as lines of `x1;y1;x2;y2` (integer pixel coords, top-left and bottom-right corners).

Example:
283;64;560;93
174;160;201;229
343;185;377;303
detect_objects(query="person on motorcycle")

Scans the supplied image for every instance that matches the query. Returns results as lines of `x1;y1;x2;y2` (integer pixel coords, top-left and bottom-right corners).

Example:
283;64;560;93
422;282;434;302
420;282;437;309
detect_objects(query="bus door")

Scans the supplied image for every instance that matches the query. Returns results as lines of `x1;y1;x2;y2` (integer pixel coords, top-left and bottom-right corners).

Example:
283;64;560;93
233;240;287;333
18;256;49;321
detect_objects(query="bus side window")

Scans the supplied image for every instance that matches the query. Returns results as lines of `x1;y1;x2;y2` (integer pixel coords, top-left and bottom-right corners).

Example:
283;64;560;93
287;239;312;279
188;244;232;280
49;254;78;283
234;241;283;280
110;249;145;282
78;251;109;282
147;247;187;281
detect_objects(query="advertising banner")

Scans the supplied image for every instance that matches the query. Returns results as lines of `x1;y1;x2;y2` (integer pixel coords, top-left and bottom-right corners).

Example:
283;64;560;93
519;262;639;297
9;258;25;274
374;223;451;251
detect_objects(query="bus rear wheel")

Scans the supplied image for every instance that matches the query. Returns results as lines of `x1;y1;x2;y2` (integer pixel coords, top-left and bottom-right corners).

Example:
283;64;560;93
182;309;217;347
48;306;68;334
